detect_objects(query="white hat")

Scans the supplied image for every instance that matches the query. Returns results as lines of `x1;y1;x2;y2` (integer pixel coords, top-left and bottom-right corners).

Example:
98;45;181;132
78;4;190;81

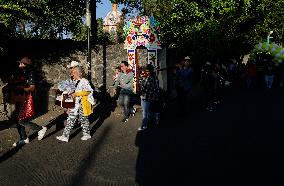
184;56;191;60
205;61;212;66
67;61;82;68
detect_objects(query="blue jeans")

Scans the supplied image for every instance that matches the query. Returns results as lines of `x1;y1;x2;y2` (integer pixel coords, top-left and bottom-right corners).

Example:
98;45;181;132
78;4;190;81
265;75;274;90
118;90;134;118
141;99;158;127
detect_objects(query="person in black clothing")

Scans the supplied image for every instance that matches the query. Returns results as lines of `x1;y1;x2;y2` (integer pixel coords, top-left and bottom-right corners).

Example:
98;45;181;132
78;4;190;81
200;62;218;112
13;57;47;147
139;64;159;131
214;63;226;104
264;60;275;90
112;66;121;100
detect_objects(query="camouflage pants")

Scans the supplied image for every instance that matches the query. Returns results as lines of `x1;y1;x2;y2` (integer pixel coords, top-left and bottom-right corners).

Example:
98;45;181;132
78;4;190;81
63;107;90;137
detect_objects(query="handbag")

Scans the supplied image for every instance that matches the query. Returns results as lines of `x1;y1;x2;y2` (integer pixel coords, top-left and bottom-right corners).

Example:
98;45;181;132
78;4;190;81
17;93;35;121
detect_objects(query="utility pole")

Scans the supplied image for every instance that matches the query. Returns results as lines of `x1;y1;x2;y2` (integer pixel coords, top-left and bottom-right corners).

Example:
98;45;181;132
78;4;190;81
91;0;97;45
86;0;92;81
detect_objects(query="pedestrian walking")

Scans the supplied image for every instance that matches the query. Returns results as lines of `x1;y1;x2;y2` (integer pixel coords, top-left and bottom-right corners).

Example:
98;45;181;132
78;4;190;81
214;63;226;104
113;61;136;123
56;61;95;142
264;61;275;90
112;66;121;100
200;62;218;112
183;56;194;94
139;64;160;131
279;62;284;88
175;59;186;114
246;61;257;89
13;57;47;147
174;56;194;114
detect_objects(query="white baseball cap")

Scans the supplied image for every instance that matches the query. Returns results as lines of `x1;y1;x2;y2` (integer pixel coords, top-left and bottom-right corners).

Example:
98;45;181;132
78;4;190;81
67;61;82;68
205;61;212;66
184;56;191;60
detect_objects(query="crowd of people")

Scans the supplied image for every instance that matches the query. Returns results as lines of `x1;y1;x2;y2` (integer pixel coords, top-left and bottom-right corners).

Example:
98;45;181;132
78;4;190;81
113;61;160;131
173;54;284;112
6;56;162;146
6;53;284;146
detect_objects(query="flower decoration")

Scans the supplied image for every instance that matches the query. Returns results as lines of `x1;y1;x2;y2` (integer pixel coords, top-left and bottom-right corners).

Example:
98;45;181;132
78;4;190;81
58;79;77;93
251;42;284;64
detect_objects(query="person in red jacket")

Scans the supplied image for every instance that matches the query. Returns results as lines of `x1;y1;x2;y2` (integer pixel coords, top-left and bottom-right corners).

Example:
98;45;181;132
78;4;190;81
246;61;257;89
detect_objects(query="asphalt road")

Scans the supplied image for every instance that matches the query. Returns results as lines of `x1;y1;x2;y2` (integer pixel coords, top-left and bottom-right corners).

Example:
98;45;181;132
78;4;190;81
1;87;284;185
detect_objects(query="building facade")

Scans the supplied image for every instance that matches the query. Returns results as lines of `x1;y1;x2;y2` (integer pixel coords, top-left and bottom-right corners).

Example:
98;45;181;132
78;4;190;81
103;4;122;34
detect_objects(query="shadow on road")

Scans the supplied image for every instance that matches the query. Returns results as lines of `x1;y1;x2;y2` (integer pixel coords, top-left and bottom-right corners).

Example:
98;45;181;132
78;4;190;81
0;120;15;131
70;126;112;186
135;88;284;185
0;145;22;163
89;87;116;136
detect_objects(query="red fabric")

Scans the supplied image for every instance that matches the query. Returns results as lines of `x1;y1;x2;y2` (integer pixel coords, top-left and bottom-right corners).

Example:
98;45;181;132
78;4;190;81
17;93;35;121
247;64;257;77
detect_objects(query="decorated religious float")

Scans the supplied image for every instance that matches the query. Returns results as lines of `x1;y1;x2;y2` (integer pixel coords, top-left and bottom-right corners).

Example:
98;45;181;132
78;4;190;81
123;16;162;92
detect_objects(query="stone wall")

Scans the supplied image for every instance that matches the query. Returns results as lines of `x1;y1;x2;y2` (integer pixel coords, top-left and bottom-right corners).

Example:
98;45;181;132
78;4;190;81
0;42;149;120
40;44;148;90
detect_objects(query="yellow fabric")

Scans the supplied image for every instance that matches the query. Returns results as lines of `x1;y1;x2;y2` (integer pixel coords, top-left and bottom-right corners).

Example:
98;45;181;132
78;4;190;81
74;91;93;116
74;91;90;97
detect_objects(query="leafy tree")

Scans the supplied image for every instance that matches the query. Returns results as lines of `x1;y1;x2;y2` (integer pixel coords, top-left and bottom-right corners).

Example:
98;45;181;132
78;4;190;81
116;13;126;43
113;0;284;62
0;0;87;39
97;18;113;44
0;0;100;53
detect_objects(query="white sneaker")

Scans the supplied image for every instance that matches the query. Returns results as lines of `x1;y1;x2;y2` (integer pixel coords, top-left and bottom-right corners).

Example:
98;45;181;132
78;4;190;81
81;135;91;141
24;138;30;143
56;135;69;142
38;126;47;140
13;138;29;147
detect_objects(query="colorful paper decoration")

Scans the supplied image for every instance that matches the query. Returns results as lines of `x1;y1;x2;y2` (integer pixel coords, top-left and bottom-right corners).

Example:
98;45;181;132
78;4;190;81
124;16;161;50
252;42;284;64
124;16;162;92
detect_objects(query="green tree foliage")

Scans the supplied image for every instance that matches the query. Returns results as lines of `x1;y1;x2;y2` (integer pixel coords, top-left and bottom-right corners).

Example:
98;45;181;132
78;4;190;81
72;18;114;44
113;0;284;61
116;13;126;43
97;18;113;44
0;0;111;53
0;0;86;39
